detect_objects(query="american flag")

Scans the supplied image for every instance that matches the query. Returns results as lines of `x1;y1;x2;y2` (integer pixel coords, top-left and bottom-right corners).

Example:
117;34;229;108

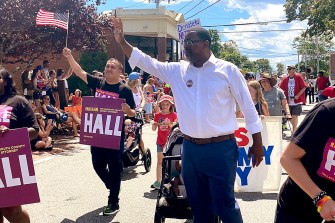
36;9;68;30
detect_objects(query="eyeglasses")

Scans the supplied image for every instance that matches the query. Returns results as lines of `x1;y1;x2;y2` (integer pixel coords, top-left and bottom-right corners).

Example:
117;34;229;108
44;98;50;100
288;68;295;71
184;39;205;46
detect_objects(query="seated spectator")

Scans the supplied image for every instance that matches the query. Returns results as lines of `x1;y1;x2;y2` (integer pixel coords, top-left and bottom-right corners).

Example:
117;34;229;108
41;95;81;137
171;160;187;197
124;118;135;149
30;113;53;151
319;85;335;101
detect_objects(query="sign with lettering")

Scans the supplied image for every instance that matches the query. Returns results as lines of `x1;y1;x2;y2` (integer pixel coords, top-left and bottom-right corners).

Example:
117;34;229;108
234;116;282;192
317;137;335;183
80;97;125;149
177;18;201;58
0;128;40;208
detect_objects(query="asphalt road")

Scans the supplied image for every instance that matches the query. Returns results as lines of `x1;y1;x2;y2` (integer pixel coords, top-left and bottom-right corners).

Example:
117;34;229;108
4;104;315;223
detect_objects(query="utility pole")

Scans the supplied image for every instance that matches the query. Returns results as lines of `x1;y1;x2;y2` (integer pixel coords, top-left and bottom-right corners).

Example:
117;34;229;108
316;35;320;72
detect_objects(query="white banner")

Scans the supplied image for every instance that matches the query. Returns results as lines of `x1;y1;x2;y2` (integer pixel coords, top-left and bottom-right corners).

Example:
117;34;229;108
234;116;282;192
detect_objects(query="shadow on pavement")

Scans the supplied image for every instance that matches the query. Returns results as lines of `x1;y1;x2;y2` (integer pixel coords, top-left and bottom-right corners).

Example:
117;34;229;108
235;192;278;201
143;190;158;200
121;165;140;181
60;207;120;223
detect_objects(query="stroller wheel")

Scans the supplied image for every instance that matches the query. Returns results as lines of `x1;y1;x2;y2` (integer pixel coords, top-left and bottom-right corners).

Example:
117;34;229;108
143;149;152;172
154;211;165;223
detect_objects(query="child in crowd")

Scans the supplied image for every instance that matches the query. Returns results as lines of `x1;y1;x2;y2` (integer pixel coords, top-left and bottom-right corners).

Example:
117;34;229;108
69;89;82;106
124;118;136;149
151;95;177;189
171;160;187;197
248;80;270;118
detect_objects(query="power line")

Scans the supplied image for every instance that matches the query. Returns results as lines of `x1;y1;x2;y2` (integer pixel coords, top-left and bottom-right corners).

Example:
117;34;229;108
238;46;297;55
124;0;147;8
186;0;221;20
177;0;194;12
183;0;205;16
218;29;306;34
203;20;287;28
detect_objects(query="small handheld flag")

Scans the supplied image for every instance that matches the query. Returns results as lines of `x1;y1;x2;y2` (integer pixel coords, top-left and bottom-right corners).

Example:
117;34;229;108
36;9;68;30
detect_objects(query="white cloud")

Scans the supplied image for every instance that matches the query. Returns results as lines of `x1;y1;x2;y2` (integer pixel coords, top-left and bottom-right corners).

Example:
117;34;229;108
218;1;308;69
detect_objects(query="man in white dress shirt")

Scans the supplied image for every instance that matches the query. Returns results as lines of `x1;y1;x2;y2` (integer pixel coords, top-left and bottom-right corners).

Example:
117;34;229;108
110;17;264;223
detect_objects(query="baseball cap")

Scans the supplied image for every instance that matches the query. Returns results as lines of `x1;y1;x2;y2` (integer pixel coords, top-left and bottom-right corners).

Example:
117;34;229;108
128;72;140;80
158;95;174;105
287;65;296;69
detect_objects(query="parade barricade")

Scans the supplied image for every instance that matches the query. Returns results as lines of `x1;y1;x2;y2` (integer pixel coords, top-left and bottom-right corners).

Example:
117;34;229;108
79;97;125;150
234;116;282;192
0;128;40;208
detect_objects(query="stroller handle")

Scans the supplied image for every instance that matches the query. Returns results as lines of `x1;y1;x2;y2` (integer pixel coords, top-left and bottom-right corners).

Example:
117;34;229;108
163;155;181;161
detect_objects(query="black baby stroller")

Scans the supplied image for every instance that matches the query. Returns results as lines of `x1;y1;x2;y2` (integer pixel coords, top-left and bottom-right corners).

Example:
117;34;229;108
154;124;220;223
122;111;151;173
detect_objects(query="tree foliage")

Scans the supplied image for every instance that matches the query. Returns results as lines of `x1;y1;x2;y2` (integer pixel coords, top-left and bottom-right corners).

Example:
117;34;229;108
276;63;284;75
284;0;335;36
220;40;250;68
292;34;334;73
209;29;223;58
254;59;272;73
0;0;111;65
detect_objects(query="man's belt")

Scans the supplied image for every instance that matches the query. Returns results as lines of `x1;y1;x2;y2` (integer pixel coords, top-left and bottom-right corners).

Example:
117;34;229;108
184;134;235;145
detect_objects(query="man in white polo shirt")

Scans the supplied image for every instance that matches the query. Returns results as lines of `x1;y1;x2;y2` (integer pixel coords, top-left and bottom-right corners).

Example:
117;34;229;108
110;17;264;223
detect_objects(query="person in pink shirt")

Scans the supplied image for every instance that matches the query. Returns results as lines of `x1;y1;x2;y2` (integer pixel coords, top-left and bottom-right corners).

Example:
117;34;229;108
151;95;177;189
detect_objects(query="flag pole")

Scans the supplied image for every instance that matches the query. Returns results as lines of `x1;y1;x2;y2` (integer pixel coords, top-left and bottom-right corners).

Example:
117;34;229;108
65;10;70;48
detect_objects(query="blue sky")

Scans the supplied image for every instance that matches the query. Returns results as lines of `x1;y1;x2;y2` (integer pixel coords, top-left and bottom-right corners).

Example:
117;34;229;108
97;0;307;70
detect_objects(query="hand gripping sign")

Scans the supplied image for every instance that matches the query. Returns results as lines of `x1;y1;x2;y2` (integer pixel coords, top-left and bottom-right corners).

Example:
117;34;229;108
0;128;40;208
80;97;126;150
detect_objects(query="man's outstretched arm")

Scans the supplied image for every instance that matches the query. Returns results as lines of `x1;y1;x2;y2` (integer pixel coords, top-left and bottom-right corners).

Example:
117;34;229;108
110;17;133;58
63;48;88;84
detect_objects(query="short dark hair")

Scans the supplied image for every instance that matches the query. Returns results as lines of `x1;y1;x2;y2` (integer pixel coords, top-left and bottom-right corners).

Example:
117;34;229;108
318;71;324;76
187;27;212;46
43;60;49;65
0;67;17;96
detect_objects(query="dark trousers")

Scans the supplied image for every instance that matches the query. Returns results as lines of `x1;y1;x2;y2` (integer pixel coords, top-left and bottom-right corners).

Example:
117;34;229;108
307;87;315;103
91;147;122;205
182;139;243;223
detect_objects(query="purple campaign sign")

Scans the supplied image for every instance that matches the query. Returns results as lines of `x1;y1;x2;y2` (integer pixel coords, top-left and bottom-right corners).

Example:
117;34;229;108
80;97;126;150
0;128;40;208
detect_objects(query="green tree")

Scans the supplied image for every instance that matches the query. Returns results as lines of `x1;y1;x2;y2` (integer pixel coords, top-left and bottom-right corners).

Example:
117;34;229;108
254;59;272;73
209;29;223;58
0;0;110;65
276;63;284;75
220;40;247;68
284;0;335;36
293;34;333;73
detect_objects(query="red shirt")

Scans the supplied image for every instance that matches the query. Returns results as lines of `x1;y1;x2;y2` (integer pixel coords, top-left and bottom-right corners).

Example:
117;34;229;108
321;86;335;98
154;112;178;147
316;76;330;90
72;95;82;106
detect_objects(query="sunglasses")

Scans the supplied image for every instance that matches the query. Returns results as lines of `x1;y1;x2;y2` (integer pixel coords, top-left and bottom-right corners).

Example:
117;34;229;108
184;39;205;46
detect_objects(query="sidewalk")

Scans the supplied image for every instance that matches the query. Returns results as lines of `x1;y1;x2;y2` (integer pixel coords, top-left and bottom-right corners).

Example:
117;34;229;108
32;135;82;161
